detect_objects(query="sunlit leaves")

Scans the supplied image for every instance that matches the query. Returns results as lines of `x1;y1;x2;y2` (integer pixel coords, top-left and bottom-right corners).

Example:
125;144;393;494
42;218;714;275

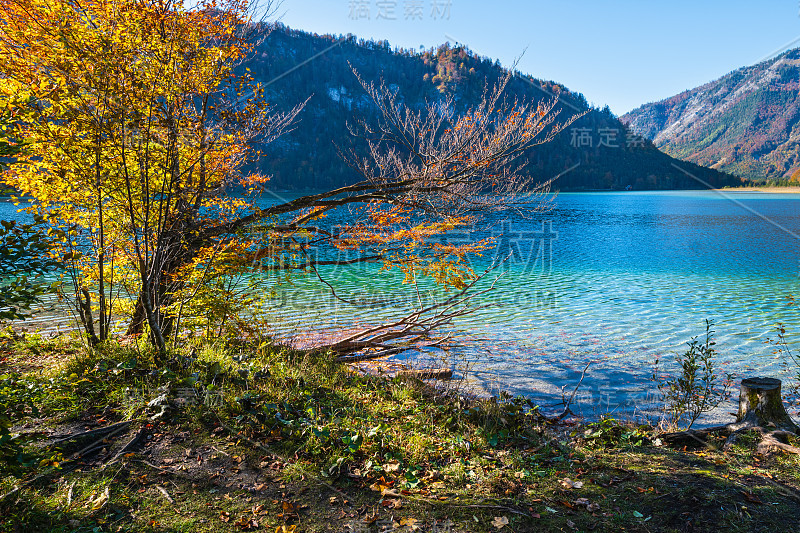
0;0;271;340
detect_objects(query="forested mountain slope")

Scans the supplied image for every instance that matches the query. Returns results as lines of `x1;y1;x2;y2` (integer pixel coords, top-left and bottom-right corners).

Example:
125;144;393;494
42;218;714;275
246;25;742;191
622;48;800;183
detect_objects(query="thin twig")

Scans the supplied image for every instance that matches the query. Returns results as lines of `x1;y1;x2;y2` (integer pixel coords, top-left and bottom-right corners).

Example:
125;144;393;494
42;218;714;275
556;361;592;421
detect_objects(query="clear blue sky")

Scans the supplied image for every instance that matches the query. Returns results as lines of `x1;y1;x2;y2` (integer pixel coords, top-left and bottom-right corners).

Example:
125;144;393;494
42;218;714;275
274;0;800;115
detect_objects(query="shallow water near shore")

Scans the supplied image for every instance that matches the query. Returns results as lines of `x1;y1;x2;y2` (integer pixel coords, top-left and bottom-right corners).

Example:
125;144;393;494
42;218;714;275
4;190;800;426
257;190;800;425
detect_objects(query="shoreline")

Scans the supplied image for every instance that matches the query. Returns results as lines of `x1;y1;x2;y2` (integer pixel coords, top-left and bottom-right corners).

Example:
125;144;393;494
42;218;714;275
714;186;800;193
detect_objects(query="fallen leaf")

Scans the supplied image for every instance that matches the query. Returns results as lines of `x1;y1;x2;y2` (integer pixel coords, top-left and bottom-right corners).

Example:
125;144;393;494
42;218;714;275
369;476;393;493
491;516;509;529
560;478;583;489
381;498;402;509
383;462;401;472
89;487;109;511
741;491;763;504
400;517;421;530
566;519;577;530
234;516;258;530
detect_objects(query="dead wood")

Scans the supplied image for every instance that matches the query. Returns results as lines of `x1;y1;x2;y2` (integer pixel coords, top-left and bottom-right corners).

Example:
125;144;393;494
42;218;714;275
102;423;148;468
49;420;134;451
395;368;453;381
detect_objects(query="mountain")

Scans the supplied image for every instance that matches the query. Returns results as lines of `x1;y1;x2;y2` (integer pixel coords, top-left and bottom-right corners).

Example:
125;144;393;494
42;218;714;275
244;25;742;191
621;48;800;183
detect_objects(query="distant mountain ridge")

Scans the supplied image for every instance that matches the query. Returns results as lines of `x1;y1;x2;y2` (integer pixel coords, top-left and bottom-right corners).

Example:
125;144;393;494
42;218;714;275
621;48;800;183
245;24;741;191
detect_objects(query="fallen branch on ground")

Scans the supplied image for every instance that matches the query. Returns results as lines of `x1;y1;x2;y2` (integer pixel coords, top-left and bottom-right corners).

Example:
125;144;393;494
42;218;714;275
49;420;134;450
102;423;148;468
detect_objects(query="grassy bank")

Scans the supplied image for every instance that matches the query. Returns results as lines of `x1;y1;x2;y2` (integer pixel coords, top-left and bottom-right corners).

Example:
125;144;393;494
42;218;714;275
2;332;800;532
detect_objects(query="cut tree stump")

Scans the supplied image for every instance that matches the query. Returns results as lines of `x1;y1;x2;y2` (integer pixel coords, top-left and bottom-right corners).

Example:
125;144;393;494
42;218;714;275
734;377;799;433
661;377;800;455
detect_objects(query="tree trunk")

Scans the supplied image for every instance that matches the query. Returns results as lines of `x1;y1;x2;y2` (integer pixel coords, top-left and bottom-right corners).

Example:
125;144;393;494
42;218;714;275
78;287;99;346
734;377;799;433
126;295;146;337
124;243;191;340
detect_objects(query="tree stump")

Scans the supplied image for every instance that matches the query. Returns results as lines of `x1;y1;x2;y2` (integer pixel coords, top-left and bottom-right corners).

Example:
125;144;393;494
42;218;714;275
661;377;800;455
734;377;799;433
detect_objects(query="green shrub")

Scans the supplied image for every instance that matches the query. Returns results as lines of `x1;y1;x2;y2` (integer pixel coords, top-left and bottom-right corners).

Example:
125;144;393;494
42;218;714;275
652;320;734;430
581;417;651;448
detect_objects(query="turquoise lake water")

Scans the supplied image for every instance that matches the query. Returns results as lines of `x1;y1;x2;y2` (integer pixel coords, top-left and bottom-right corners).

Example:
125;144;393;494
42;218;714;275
4;190;800;422
251;190;800;421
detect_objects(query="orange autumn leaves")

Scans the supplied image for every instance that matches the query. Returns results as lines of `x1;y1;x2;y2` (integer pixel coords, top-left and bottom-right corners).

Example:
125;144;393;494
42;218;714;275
0;0;261;306
326;204;492;289
0;0;547;349
0;0;253;206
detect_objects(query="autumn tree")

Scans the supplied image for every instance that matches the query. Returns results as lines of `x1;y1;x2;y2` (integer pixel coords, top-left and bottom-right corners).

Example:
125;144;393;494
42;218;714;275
0;0;299;353
0;0;575;357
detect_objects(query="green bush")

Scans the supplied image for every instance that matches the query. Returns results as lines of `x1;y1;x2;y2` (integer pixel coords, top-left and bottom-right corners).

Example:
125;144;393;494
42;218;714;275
653;320;734;430
581;417;651;448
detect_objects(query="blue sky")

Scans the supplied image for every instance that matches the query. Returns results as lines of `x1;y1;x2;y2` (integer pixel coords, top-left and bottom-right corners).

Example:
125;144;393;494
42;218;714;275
275;0;800;115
